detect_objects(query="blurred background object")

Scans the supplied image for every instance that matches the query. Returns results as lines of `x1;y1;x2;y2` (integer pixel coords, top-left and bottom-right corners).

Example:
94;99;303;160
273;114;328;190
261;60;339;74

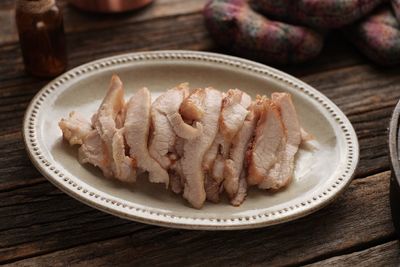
389;100;400;238
16;0;67;77
68;0;153;13
204;0;400;66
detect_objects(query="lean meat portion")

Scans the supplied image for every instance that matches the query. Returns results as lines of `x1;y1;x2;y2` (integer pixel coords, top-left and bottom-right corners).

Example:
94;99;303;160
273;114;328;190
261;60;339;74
59;111;92;145
90;75;135;182
259;93;301;189
180;88;223;209
224;98;264;204
203;89;252;202
125;87;169;186
78;130;113;178
149;83;199;169
247;99;285;186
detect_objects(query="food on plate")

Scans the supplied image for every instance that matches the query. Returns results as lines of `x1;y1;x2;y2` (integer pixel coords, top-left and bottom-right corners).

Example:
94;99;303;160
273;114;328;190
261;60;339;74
59;75;312;208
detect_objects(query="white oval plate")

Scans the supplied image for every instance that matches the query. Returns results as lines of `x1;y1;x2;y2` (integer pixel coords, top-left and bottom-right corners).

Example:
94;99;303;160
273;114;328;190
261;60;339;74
23;51;359;230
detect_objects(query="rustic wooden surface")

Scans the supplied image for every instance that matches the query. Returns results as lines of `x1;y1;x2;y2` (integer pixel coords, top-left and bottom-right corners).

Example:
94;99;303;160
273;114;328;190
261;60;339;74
1;0;399;266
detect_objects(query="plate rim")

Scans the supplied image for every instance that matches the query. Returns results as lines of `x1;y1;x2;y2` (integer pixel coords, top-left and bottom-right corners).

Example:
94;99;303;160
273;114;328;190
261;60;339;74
23;50;359;230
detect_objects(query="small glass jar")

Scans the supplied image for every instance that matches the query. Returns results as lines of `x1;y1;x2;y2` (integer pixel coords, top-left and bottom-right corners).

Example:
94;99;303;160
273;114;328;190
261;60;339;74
16;0;67;77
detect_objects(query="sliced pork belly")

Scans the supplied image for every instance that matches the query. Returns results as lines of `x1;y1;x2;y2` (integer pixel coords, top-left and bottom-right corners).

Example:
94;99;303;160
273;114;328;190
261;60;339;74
205;154;225;202
149;83;201;169
59;111;92;145
61;76;135;182
180;88;222;208
179;88;205;121
224;101;261;201
202;134;222;171
204;89;252;203
112;128;136;182
230;171;248;206
91;75;133;179
259;93;301;189
149;113;172;168
125;87;169;186
247;99;285;186
78;130;113;178
91;75;125;148
220;89;251;142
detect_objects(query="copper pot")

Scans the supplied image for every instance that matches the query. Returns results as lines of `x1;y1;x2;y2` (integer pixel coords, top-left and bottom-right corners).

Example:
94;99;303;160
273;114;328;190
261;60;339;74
69;0;153;13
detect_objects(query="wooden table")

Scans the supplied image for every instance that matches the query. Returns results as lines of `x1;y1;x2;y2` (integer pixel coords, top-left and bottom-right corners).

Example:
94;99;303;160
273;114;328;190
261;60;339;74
1;0;400;265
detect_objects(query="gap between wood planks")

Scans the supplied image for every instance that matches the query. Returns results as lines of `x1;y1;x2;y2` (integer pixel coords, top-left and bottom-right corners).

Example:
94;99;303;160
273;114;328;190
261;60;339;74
296;234;398;266
305;240;400;267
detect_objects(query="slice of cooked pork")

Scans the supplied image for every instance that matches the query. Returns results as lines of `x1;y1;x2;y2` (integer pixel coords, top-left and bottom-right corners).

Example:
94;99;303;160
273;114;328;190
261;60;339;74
230;171;248;206
180;88;222;208
247;99;285;186
91;75;131;179
125;87;169;186
112;128;136;182
204;89;252;203
149;83;199;169
259;93;301;189
205;154;225;202
78;130;113;178
91;75;125;149
224;101;261;201
149;111;175;169
150;83;203;169
220;89;251;142
202;134;222;171
59;111;92;145
179;88;205;121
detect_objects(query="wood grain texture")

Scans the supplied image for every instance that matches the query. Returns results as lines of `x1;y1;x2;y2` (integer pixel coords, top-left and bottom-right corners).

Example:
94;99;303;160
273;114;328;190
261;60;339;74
0;0;399;265
0;0;206;46
306;240;400;267
1;172;396;265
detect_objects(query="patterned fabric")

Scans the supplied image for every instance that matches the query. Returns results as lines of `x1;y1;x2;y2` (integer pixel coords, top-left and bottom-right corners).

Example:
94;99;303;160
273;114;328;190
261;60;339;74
392;0;400;21
344;6;400;65
204;0;400;65
250;0;385;29
203;0;324;64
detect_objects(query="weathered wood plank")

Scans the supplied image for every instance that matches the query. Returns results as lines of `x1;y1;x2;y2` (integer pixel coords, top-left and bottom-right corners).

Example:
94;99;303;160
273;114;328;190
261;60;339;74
0;0;206;46
0;2;365;84
0;12;214;82
0;132;44;192
306;240;400;267
0;171;395;265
